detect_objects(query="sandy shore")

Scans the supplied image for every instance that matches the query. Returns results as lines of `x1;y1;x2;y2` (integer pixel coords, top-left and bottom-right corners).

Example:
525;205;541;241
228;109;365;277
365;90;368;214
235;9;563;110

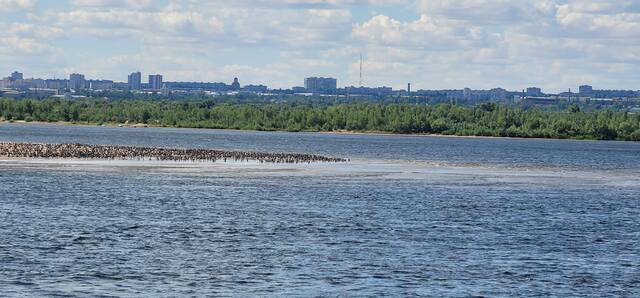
2;157;638;188
1;120;149;128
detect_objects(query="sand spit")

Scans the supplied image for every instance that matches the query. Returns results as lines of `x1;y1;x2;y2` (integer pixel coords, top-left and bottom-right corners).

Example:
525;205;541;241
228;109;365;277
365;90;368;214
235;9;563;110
0;142;347;164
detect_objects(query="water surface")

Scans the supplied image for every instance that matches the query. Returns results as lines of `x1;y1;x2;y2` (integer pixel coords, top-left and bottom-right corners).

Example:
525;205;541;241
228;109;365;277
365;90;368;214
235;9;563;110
1;123;639;297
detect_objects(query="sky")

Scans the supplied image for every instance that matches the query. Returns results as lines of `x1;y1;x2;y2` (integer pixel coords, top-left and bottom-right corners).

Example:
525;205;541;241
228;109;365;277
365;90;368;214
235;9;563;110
1;0;639;92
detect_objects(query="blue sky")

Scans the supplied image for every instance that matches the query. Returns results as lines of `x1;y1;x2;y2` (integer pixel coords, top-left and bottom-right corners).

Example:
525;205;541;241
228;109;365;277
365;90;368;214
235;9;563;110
1;0;639;92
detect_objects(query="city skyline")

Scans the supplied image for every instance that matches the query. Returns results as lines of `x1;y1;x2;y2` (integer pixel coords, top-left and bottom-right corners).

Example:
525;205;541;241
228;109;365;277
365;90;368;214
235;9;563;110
2;1;640;92
6;69;634;97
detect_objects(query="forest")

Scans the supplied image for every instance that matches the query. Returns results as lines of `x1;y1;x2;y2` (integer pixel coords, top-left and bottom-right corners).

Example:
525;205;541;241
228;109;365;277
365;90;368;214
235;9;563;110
1;98;639;141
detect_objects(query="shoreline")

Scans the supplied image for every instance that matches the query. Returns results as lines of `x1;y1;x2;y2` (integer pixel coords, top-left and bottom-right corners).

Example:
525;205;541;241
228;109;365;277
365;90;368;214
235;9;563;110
2;156;638;188
0;120;635;143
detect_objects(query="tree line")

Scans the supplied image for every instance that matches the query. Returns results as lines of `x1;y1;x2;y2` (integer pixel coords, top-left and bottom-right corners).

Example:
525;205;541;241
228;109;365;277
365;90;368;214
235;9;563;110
1;98;639;141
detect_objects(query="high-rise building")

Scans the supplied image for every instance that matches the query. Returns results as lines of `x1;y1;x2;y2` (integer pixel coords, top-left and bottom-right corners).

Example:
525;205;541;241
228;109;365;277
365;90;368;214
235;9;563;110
526;87;543;97
0;77;10;89
304;77;337;93
10;71;23;81
13;78;45;89
579;85;593;96
69;73;86;90
231;77;241;90
148;74;163;89
128;72;142;90
463;88;472;100
243;84;268;93
45;79;68;90
489;88;508;101
89;80;114;90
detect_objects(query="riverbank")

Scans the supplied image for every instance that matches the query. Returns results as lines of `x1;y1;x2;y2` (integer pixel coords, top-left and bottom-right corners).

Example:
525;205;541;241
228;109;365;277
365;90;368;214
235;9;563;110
1;120;634;143
2;100;639;141
1;120;148;128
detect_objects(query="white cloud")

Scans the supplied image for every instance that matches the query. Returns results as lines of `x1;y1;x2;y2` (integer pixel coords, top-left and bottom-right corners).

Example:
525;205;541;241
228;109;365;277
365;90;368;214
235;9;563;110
70;0;154;9
0;37;54;55
556;5;640;38
346;0;640;90
0;21;60;59
416;0;557;25
7;22;64;38
0;0;36;12
352;14;492;50
3;0;640;91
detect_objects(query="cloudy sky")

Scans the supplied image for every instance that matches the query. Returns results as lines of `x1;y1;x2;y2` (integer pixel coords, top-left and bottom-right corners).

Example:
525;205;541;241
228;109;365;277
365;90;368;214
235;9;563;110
1;0;639;92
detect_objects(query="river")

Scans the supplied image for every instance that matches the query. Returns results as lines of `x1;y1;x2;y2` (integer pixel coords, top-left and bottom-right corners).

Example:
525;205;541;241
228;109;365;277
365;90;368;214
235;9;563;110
1;123;639;296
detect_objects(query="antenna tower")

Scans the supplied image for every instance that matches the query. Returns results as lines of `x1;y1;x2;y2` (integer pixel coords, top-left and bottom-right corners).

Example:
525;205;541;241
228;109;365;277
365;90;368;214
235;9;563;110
359;53;363;87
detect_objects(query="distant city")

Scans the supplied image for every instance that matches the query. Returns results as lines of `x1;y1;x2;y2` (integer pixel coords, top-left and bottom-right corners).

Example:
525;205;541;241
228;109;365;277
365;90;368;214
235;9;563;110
1;70;639;105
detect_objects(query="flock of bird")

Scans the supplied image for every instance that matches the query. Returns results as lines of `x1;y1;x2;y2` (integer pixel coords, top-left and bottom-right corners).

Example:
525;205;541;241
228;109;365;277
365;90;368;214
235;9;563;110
0;142;348;164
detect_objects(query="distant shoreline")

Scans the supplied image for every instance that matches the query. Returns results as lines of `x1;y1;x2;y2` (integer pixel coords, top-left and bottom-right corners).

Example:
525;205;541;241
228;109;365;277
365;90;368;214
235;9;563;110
0;119;635;143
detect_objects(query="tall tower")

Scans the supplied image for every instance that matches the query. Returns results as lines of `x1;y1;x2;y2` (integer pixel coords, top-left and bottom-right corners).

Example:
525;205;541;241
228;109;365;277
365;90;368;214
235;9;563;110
359;53;363;87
